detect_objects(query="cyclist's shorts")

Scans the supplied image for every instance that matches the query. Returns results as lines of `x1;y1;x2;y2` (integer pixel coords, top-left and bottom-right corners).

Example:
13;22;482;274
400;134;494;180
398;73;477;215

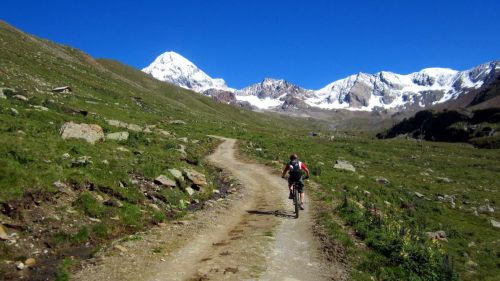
288;178;304;193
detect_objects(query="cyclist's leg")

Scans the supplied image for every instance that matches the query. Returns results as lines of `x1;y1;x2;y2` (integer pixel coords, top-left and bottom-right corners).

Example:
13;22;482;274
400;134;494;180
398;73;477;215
298;179;305;204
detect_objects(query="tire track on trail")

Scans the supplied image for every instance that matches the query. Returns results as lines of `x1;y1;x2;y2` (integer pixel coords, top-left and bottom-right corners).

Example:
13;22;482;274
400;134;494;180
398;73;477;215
74;137;340;281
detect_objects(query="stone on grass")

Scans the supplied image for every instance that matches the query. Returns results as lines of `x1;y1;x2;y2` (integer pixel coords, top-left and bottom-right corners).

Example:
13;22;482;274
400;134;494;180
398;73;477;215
414;192;425;198
24;258;36;268
16;262;25;270
10;108;18;116
0;91;6;99
116;147;130;152
53;181;67;189
148;203;161;211
478;204;494;214
60;122;104;144
183;169;207;186
334;160;356;172
185;187;195;196
62;153;70;158
0;224;8;240
169;120;186;125
490;219;500;229
126;123;142;132
426;230;447;240
178;137;188;143
106;131;129;141
154;175;176;187
375;176;389;184
114;244;127;252
168;169;183;180
13;94;28;101
33;105;49;111
72;156;92;167
437;177;452;183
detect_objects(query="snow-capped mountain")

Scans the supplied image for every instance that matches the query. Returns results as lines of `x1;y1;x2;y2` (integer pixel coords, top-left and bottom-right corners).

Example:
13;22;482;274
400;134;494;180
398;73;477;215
142;51;231;92
142;51;499;112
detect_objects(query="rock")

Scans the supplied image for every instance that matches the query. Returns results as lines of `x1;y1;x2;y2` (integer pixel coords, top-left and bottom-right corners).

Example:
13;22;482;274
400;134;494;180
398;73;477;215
478;204;494;214
426;230;447;240
62;153;70;158
0;224;9;240
213;189;220;194
106;119;142;132
126;124;142;132
16;262;25;270
158;130;172;137
53;181;67;189
168;169;183;180
376;176;389;184
384;201;391;206
0;91;6;99
33;105;49;111
414;192;425;198
60;122;104;144
363;190;371;196
466;260;478;268
10;108;18;116
177;144;187;155
72;156;92;167
116;147;130;152
89;217;101;222
106;131;129;141
104;199;123;208
334;160;356;172
183;169;208;186
185;187;195;196
154;175;176;187
438;194;456;204
101;160;109;165
13;94;28;101
178;137;188;143
437;177;452;183
114;244;127;253
490;219;500;228
148;203;161;211
169;120;186;125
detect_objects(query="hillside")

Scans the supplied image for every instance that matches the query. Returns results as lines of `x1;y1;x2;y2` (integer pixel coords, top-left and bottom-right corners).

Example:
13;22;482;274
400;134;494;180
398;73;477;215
1;20;499;281
0;20;322;280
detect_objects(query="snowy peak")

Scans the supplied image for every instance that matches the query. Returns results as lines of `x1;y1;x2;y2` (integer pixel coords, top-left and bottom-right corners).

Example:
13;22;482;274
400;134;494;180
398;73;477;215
142;51;229;92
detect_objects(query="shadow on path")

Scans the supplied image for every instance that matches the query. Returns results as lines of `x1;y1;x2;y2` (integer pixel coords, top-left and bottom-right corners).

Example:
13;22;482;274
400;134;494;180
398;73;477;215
246;209;296;219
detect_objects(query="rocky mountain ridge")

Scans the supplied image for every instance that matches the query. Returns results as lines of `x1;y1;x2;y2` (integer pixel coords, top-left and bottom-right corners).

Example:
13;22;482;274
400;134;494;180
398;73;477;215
143;51;499;112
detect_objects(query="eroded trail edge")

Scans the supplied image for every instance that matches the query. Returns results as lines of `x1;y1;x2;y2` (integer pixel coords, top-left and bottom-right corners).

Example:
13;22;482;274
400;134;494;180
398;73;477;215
74;137;338;281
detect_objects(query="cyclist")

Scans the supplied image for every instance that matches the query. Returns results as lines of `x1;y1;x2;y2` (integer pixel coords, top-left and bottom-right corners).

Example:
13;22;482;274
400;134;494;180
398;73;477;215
281;154;310;210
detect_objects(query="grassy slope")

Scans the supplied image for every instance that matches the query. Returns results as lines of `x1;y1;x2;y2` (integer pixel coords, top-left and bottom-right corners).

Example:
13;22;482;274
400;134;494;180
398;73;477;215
1;20;499;281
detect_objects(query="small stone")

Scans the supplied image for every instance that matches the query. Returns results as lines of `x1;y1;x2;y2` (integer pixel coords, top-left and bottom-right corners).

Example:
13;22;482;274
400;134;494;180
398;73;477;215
212;189;220;194
0;224;9;240
490;218;500;229
158;130;171;137
53;181;67;189
183;169;207;186
16;262;25;270
384;201;391;206
13;94;28;101
72;156;92;167
154;175;176;187
33;105;49;111
414;192;425;198
478;204;494;214
363;190;371;196
114;244;127;253
101;160;109;165
466;260;478;268
106;131;129;141
426;230;447;240
437;177;452;183
168;169;183;180
185;187;195;196
10;108;18;116
376;176;389;184
148;203;161;211
169;120;186;125
178;137;188;143
62;153;70;159
468;241;476;247
116;147;130;152
334;160;356;172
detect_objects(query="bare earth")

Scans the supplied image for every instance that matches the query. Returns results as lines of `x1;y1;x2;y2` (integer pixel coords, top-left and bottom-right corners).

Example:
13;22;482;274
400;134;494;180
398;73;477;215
73;137;345;281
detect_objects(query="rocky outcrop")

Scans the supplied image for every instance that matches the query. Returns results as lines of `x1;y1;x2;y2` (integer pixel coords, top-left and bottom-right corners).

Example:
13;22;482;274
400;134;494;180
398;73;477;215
60;122;104;144
106;131;129;141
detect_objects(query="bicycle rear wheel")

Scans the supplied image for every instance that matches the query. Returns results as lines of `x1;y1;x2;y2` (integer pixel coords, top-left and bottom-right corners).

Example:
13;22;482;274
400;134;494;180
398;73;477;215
294;186;299;219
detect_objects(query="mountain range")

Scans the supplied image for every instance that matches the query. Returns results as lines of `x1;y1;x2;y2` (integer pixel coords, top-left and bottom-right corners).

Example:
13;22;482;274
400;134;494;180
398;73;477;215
143;51;499;112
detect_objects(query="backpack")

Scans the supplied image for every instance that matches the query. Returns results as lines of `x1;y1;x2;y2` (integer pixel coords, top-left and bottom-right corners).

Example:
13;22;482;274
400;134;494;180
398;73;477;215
288;160;302;181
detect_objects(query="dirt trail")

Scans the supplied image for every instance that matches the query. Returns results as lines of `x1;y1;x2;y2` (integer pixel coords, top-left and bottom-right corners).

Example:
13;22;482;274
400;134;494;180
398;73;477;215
74;137;342;281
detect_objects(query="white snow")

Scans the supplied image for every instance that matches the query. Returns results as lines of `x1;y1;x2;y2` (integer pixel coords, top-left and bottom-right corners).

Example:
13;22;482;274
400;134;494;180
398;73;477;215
142;52;498;112
235;95;282;109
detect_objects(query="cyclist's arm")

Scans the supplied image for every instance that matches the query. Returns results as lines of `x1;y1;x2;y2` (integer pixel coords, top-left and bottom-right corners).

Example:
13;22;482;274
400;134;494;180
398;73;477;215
282;164;289;178
301;162;311;178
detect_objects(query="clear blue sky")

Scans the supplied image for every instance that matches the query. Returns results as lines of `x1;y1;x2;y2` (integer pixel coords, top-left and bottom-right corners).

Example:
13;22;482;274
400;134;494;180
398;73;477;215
2;0;499;89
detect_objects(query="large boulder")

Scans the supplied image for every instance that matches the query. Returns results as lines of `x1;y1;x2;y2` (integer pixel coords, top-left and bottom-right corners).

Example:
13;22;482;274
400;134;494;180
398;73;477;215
334;160;356;172
154;175;176;187
106;131;129;141
60;122;104;144
183;169;207;186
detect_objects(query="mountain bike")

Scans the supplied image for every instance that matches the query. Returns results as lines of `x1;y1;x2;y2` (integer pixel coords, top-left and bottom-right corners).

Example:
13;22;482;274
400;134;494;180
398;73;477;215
291;181;300;219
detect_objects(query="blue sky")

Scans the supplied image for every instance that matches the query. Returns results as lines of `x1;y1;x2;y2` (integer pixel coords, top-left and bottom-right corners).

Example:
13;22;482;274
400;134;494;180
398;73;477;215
2;0;499;89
